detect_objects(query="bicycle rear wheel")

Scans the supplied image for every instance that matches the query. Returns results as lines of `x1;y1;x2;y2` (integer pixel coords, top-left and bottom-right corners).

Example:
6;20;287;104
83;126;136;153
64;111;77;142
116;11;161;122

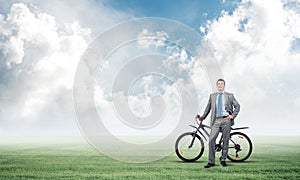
175;132;204;162
227;132;252;162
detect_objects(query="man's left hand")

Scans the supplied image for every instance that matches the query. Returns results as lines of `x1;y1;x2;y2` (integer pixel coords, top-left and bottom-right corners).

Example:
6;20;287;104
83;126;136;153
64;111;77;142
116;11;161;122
227;115;233;120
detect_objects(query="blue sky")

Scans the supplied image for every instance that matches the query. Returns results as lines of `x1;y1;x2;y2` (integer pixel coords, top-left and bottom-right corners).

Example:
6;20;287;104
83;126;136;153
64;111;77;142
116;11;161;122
105;0;241;31
0;0;300;137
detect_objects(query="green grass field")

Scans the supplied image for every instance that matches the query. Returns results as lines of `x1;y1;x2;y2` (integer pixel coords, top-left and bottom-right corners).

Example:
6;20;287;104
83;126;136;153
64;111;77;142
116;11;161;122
0;136;299;179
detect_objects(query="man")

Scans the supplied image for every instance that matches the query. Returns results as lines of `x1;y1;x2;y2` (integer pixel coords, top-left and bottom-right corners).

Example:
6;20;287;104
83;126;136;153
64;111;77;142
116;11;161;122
198;79;240;168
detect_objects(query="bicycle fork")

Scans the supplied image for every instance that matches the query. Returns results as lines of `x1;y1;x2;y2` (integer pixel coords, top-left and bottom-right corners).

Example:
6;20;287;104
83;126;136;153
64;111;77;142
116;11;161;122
188;131;197;148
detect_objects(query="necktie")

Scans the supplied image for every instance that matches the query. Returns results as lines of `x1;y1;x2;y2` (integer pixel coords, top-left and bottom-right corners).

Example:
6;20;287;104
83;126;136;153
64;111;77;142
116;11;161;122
217;93;222;117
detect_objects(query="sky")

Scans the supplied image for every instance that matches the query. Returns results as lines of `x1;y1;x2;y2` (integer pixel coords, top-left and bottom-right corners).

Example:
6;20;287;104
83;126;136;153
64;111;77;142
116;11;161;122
0;0;300;137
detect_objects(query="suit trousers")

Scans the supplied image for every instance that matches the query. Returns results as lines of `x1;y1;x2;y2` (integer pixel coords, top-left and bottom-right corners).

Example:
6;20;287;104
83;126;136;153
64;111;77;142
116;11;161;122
208;117;232;163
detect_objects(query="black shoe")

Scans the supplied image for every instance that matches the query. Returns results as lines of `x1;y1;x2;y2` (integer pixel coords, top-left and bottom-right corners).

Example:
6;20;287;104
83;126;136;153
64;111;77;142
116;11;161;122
204;163;215;168
220;161;227;166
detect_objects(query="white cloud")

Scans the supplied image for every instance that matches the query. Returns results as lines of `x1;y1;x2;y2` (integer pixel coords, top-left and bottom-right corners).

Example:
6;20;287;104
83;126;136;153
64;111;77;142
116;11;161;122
0;0;132;135
91;28;208;139
0;2;129;136
137;29;169;48
200;0;300;135
94;76;183;138
199;26;206;33
203;0;300;71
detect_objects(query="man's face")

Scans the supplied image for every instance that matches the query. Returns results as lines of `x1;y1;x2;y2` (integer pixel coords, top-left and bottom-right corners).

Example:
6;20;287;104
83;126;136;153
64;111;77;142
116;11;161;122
216;81;225;92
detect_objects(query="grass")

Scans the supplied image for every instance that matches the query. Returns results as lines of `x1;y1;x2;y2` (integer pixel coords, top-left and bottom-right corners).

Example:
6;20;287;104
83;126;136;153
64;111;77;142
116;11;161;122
0;136;299;179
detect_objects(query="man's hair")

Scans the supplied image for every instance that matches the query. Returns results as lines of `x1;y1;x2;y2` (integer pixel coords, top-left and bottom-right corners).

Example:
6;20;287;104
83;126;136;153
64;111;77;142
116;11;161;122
216;79;225;85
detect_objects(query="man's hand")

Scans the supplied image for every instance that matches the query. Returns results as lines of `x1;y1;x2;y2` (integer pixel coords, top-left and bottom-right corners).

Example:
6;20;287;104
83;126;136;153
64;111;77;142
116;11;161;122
227;115;233;120
197;114;203;121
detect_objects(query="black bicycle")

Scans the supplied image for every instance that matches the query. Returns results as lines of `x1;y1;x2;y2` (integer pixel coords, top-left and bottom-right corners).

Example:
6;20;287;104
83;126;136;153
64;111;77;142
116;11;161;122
175;116;252;162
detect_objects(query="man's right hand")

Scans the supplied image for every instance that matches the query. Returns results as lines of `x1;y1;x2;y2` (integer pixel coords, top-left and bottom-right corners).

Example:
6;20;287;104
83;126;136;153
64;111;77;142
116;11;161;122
196;114;203;121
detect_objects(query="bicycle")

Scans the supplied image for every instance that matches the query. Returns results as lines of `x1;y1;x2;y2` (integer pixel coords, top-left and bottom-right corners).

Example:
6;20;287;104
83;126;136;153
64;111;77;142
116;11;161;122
175;115;252;162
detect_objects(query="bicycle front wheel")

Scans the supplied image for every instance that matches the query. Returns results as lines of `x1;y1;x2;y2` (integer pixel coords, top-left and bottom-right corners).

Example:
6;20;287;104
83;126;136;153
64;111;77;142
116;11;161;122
227;132;252;162
175;132;204;162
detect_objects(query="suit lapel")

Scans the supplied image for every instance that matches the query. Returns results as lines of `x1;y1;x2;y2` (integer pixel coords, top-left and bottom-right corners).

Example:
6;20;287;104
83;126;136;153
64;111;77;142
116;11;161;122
224;92;229;104
224;92;230;112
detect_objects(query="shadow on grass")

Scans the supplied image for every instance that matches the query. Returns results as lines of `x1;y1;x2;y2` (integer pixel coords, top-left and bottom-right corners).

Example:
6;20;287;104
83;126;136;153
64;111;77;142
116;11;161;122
232;160;258;163
169;160;206;163
170;159;258;164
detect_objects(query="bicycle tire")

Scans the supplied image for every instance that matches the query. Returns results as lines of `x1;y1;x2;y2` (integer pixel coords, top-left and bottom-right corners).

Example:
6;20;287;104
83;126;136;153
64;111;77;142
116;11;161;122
175;132;204;162
227;132;252;162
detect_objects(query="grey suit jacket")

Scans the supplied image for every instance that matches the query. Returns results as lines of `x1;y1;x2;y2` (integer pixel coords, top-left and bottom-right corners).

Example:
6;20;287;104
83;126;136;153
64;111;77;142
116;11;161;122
201;91;240;127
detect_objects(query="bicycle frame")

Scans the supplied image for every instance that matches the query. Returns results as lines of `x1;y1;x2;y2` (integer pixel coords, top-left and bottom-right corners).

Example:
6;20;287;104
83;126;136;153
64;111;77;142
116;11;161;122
188;117;249;148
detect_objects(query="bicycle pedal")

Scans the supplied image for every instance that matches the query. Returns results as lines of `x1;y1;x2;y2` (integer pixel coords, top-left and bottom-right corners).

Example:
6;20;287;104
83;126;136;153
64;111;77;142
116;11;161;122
215;144;222;151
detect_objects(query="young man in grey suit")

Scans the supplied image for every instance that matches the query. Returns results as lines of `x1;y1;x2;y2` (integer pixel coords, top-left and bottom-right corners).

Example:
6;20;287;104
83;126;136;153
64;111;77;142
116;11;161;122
198;79;240;168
